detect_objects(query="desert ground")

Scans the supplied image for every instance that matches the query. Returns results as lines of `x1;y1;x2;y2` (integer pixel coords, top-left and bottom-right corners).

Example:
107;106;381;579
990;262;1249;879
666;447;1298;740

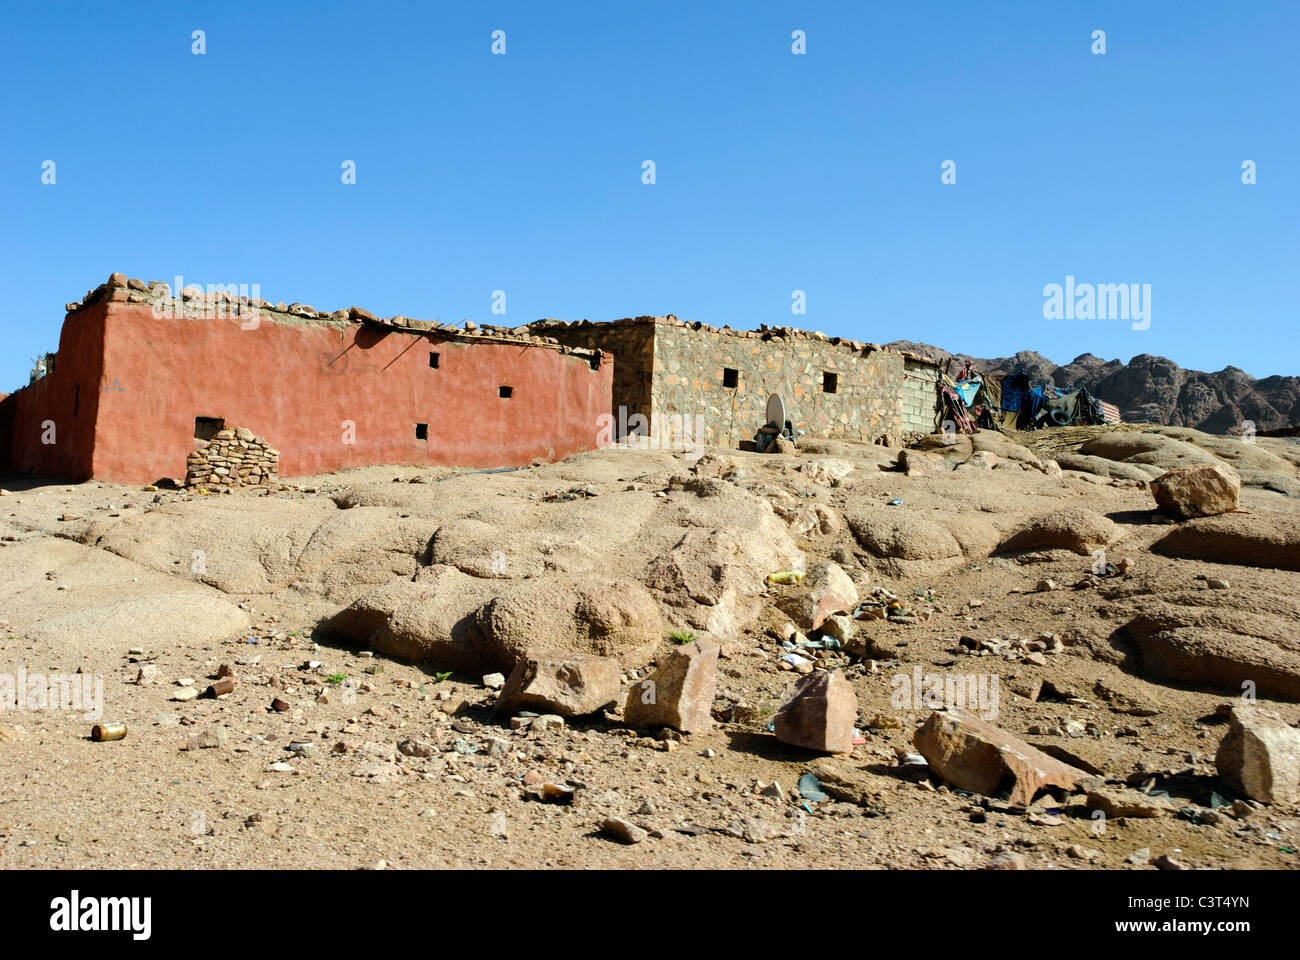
1;424;1298;870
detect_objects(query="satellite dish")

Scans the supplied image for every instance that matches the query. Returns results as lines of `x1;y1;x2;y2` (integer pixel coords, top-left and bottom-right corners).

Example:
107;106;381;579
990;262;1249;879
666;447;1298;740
765;393;786;429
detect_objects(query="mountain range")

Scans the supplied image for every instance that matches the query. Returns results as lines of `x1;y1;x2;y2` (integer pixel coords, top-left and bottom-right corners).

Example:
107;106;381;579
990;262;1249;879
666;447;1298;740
885;342;1300;434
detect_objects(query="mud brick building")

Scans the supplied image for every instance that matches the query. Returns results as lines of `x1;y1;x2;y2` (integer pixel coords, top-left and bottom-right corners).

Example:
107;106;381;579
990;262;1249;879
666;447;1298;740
530;316;939;448
0;274;613;485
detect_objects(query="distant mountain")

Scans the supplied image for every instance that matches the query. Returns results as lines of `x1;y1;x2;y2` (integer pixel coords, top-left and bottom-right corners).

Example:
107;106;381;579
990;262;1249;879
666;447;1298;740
886;342;1300;434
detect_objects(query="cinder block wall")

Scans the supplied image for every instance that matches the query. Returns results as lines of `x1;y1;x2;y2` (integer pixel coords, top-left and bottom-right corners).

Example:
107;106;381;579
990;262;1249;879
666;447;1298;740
901;357;940;435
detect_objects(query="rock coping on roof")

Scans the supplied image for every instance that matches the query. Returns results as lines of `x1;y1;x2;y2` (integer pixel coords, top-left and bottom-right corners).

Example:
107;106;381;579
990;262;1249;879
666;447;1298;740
62;273;602;359
527;316;937;366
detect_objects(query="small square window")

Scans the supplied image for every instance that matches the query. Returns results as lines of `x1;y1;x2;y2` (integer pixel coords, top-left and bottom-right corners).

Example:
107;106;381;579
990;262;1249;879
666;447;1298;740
822;372;838;394
415;423;428;440
499;386;513;398
429;352;440;368
194;416;225;440
723;368;738;389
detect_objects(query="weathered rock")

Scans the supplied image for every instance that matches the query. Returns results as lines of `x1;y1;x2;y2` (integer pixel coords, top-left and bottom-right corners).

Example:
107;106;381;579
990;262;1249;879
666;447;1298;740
1086;785;1173;818
985;851;1029;870
1123;607;1300;699
847;509;962;563
913;708;1089;806
691;453;736;480
1151;463;1240;518
996;507;1120;556
801;459;854;485
1215;705;1300;804
623;639;718;733
899;449;944;476
1055;453;1160;482
774;562;858;633
495;652;621;717
773;670;857;754
477;576;664;668
1151;511;1300;572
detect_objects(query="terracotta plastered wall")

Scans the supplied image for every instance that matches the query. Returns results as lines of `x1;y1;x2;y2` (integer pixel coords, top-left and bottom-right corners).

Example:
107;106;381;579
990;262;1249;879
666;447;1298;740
91;306;610;484
1;303;107;480
650;320;907;447
6;276;613;485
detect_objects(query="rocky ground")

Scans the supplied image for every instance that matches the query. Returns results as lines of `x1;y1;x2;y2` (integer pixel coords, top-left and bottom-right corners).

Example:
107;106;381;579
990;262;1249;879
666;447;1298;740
1;425;1298;870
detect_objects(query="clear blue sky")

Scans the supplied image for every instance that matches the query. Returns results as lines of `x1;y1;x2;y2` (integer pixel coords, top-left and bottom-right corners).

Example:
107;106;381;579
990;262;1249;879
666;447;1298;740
3;1;1297;393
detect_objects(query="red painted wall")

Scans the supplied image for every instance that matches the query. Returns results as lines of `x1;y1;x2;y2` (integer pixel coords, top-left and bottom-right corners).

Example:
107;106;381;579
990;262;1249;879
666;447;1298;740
1;305;106;480
7;300;613;485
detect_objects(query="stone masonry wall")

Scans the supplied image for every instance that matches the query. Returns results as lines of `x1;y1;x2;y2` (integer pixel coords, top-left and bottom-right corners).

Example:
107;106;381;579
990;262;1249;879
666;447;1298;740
530;316;932;449
650;321;907;448
185;427;280;489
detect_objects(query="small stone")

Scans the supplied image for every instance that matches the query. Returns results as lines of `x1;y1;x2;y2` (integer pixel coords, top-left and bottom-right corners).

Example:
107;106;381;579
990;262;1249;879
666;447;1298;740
398;738;438;758
600;817;648;844
482;672;506;690
985;851;1028;870
172;688;199;702
135;664;160;686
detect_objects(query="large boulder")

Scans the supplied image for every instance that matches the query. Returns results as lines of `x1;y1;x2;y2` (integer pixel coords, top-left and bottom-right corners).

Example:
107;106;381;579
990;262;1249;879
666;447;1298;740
1123;606;1300;699
623;639;718;733
774;562;858;633
773;670;857;753
322;566;498;670
475;575;664;668
847;509;962;562
495;652;622;717
914;709;1089;806
1215;705;1300;804
1055;453;1159;482
1079;432;1217;471
1151;463;1240;518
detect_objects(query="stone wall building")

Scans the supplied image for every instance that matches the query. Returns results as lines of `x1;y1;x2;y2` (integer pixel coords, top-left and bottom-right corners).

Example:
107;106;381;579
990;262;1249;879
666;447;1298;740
529;316;940;449
0;274;613;485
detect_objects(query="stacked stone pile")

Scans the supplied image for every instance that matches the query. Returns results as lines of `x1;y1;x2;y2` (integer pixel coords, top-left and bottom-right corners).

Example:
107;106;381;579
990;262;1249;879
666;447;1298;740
186;427;279;489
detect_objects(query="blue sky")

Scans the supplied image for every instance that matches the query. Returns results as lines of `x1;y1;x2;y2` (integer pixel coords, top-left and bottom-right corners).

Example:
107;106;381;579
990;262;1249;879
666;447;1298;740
2;1;1296;392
